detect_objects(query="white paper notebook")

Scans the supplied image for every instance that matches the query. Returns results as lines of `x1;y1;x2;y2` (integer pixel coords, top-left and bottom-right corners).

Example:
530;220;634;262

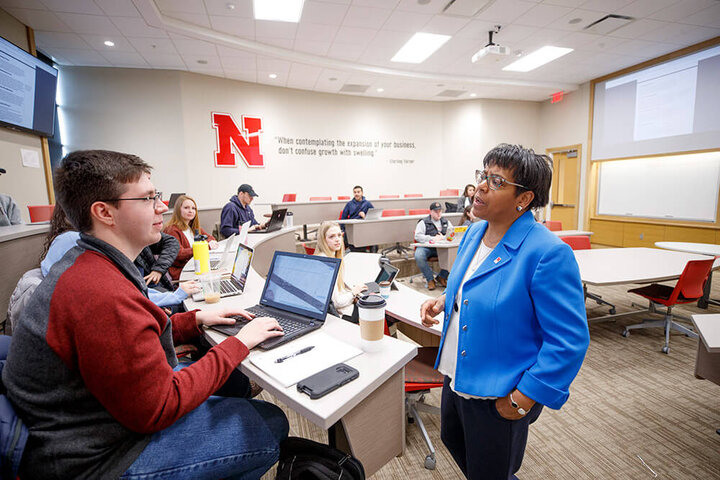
249;332;362;388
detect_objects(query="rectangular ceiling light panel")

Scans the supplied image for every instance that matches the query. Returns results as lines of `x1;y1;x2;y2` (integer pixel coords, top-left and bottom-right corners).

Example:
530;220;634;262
391;32;451;64
253;0;305;23
502;46;573;72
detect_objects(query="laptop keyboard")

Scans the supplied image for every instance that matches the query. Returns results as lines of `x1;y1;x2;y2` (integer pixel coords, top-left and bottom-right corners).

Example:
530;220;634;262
219;279;238;295
245;306;307;335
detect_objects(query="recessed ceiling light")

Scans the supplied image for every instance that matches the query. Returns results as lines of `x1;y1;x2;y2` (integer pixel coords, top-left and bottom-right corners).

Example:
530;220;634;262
469;93;477;97
253;0;305;23
329;77;337;81
391;32;451;64
376;88;384;92
197;59;208;64
103;40;115;47
502;46;573;72
269;73;278;79
226;2;236;10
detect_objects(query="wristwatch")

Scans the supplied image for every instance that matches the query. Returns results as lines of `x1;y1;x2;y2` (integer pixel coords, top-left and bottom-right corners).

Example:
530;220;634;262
509;391;527;416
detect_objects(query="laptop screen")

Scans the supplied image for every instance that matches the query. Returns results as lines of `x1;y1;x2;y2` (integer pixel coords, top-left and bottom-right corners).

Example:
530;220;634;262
375;263;399;284
260;252;341;320
231;243;253;290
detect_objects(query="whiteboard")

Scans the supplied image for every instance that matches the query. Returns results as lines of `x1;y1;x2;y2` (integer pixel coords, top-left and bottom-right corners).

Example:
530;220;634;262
597;151;720;222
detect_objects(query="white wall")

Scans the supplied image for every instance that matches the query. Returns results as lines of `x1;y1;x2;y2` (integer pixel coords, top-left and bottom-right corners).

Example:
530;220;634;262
59;67;548;215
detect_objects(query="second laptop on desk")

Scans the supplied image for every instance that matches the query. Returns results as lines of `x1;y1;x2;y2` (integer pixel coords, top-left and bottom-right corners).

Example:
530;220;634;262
210;251;341;350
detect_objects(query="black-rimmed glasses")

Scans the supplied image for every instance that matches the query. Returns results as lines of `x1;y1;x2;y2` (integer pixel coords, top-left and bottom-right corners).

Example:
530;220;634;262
102;191;163;207
475;170;528;191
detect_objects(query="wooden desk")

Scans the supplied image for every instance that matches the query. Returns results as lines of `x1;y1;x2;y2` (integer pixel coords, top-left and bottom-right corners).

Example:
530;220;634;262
339;213;462;248
656;242;720;309
690;314;720;435
186;240;416;476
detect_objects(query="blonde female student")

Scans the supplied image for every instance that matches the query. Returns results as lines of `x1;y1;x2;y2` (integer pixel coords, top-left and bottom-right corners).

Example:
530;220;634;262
163;195;219;280
314;221;367;318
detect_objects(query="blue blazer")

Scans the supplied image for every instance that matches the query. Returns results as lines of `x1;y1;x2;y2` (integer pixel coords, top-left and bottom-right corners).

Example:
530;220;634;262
436;211;589;409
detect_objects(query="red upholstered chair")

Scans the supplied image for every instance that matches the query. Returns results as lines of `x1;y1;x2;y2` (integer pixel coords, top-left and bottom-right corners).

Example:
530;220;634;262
561;236;616;314
27;205;55;223
301;243;315;255
379;194;399;199
409;209;430;216
383;321;442;470
381;209;405;217
623;258;715;354
544;220;562;231
337;196;350;200
404;193;422;198
282;193;297;202
309;196;331;201
439;189;459;196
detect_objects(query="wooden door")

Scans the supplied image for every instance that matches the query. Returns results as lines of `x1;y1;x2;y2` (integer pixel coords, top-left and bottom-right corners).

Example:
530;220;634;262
550;150;579;230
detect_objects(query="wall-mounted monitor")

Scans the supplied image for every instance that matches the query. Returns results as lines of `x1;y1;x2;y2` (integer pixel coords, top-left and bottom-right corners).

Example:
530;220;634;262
0;35;58;137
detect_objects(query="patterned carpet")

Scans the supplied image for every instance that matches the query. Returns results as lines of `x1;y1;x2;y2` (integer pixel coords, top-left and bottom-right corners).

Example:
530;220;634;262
262;272;720;480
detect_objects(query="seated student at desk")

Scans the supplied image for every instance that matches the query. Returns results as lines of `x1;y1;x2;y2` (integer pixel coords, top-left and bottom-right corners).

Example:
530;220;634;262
314;221;367;320
0;168;23;226
456;184;475;212
414;202;453;291
163;194;219;280
341;186;374;251
220;183;267;237
3;150;288;479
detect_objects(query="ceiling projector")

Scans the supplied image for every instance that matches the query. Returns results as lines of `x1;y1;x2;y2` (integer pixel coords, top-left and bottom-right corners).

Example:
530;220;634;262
472;26;509;62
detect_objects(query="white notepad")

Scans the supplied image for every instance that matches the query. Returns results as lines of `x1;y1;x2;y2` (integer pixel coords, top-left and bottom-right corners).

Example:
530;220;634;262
249;332;362;388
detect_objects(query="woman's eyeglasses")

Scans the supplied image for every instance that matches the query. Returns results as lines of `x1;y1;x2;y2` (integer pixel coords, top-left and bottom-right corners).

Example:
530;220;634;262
475;170;528;191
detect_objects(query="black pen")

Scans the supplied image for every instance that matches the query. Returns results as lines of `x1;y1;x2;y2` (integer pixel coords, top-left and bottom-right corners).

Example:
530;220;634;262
275;346;314;363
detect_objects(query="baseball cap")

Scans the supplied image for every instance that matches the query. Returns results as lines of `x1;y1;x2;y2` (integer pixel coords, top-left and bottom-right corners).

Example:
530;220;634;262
429;202;442;211
237;184;258;197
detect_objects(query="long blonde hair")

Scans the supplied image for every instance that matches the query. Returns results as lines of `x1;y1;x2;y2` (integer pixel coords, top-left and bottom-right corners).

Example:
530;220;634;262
315;221;347;291
165;195;200;232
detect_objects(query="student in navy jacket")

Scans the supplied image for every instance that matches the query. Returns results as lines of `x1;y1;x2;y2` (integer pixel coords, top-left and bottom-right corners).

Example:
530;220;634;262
421;144;589;480
340;185;374;221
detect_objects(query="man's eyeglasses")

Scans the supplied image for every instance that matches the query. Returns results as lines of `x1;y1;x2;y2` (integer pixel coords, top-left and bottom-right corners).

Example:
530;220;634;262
475;170;528;191
102;192;163;207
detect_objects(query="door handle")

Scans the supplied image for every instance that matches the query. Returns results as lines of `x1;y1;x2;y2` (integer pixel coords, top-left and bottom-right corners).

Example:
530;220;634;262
553;203;575;207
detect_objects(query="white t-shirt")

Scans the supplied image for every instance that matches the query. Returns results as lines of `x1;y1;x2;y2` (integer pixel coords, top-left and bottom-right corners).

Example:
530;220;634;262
183;228;194;245
437;239;496;399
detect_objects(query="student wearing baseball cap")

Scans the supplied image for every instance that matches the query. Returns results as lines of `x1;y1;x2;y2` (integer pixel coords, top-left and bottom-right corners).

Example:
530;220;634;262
219;183;267;237
414;201;453;290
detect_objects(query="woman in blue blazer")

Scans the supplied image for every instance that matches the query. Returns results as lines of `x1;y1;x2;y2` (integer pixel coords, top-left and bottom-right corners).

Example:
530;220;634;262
421;144;589;480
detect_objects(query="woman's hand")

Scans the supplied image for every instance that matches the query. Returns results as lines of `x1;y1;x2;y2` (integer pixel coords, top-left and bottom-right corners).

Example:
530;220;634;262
351;284;368;297
179;280;200;295
495;390;536;421
144;270;163;285
235;316;284;350
420;295;445;327
208;240;219;250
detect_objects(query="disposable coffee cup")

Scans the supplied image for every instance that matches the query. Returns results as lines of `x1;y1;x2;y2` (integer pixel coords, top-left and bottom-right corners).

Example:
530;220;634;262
357;294;386;352
286;212;293;227
378;281;391;299
200;273;222;304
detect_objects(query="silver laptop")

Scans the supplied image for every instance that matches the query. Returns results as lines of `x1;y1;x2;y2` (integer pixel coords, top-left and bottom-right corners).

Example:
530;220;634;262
210;251;341;350
365;208;383;220
193;243;253;301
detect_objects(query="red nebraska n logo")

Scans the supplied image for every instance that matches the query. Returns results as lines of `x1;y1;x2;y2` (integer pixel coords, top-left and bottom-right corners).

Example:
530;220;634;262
211;112;264;168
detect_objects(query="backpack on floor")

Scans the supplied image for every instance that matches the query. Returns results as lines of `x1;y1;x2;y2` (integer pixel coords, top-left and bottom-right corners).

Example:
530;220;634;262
276;437;365;480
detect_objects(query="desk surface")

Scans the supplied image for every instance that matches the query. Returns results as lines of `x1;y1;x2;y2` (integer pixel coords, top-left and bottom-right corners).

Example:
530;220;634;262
574;247;715;287
0;223;49;242
655;242;720;257
555;230;593;237
691;314;720;353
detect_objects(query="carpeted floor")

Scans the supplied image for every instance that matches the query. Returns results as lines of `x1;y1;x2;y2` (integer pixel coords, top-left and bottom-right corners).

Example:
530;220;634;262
261;268;720;480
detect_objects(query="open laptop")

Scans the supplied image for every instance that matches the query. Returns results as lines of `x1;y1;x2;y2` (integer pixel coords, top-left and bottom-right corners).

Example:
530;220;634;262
210;251;341;350
193;243;253;301
365;262;400;293
364;208;383;220
210;233;237;270
252;208;287;234
167;192;185;209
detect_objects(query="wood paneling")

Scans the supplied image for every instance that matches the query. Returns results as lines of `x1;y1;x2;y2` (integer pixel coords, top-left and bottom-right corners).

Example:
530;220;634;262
622;223;665;247
665;226;716;243
589;220;720;247
589;219;624;246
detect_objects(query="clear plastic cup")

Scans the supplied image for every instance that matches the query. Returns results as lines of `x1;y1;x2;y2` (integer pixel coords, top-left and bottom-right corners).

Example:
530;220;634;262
378;281;391;299
200;273;222;304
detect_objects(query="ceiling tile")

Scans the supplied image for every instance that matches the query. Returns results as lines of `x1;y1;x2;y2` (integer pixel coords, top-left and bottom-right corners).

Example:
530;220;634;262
300;0;349;25
254;36;295;48
293;39;331;55
333;26;378;47
648;0;715;22
109;16;169;37
49;47;111;65
342;5;392;29
0;0;45;8
204;0;254;17
616;0;679;18
181;53;222;69
609;18;669;39
140;52;187;68
455;19;511;40
578;0;635;14
216;44;255;56
559;31;627;51
165;12;212;28
514;3;574;27
395;0;449;14
287;62;323;87
543;0;586;7
156;0;206;14
254;20;298;39
422;14;472;35
224;69;257;83
352;0;400;8
326;42;366;61
382;10;431;32
606;38;679;59
546;8;608;32
94;0;140;17
256;57;292;74
4;8;69;32
639;22;719;44
55;12;122;34
127;37;178;54
296;22;339;42
171;35;218;55
474;0;536;23
34;31;90;49
682;3;720;28
100;50;149;66
209;15;255;38
220;52;255;70
40;0;103;15
81;34;136;52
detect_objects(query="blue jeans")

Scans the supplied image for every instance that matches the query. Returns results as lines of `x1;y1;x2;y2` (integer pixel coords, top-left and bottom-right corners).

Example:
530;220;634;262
121;396;288;480
415;247;448;283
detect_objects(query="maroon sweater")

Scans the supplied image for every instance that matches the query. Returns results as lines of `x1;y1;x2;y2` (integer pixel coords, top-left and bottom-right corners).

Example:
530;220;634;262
163;224;216;280
3;234;248;479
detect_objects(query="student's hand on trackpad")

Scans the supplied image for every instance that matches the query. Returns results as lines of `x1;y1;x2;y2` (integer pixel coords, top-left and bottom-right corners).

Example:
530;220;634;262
235;317;284;349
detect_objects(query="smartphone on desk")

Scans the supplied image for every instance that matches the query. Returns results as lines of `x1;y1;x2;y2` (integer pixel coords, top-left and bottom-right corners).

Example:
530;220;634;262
297;363;359;399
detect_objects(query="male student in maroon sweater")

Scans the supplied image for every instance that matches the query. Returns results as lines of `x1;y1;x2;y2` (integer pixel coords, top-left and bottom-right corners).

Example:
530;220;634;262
2;150;288;480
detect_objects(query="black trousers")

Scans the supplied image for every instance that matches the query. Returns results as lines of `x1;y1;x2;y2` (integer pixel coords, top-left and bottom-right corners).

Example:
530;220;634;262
440;376;543;480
